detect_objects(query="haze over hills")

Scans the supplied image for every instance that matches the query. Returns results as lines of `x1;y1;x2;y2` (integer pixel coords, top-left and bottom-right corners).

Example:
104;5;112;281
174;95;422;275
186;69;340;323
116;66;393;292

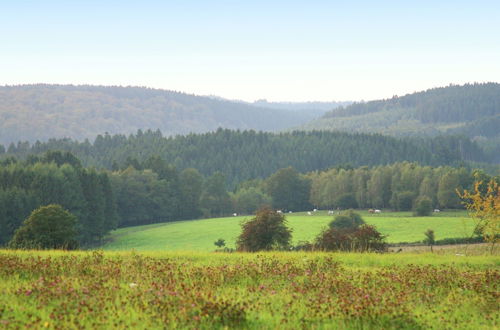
301;83;500;139
0;84;326;145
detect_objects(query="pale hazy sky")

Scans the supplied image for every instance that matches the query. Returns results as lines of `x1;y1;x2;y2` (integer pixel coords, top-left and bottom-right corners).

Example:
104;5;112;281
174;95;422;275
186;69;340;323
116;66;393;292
1;0;499;101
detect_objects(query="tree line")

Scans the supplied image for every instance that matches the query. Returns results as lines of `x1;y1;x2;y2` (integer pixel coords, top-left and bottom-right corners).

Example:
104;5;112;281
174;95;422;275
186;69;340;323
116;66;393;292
0;128;489;189
1;150;498;248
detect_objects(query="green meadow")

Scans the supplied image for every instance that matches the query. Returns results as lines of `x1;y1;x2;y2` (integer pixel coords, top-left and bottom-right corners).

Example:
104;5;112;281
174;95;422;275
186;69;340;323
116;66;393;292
102;210;476;251
1;250;498;329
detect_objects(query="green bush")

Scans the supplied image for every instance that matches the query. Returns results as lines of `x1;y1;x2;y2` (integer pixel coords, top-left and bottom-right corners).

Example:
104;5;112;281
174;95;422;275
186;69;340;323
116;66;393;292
9;204;78;250
315;225;387;252
329;210;365;230
413;196;433;216
236;208;292;252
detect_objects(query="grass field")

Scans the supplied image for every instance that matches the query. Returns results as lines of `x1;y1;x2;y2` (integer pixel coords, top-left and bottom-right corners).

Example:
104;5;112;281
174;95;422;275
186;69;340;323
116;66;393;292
102;210;476;251
1;249;498;329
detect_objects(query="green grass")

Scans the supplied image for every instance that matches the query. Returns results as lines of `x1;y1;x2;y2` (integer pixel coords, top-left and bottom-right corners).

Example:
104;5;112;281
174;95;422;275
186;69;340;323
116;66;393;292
102;210;476;251
1;250;498;329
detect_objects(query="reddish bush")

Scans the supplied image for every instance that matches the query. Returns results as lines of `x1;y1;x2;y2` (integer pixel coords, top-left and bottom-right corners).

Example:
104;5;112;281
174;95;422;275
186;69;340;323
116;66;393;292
315;225;387;252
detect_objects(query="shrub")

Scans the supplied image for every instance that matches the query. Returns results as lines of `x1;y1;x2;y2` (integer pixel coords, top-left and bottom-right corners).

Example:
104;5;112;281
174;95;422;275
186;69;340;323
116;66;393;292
236;208;292;252
423;229;435;252
329;210;365;230
350;225;388;252
214;238;226;248
315;224;387;252
413;196;433;216
9;204;78;250
315;228;353;251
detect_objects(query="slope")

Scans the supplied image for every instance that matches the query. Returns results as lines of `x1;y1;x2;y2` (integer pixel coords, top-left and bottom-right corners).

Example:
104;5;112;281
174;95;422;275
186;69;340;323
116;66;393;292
0;84;315;145
302;83;500;139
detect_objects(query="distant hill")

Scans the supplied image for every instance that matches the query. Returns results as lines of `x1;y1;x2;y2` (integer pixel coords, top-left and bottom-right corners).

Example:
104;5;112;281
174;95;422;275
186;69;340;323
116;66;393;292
302;83;500;138
250;99;352;118
0;84;318;145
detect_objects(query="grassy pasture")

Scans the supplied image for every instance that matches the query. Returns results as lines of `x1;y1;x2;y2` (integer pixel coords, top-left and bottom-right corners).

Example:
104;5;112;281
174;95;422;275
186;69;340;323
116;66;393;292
103;210;475;251
0;250;498;329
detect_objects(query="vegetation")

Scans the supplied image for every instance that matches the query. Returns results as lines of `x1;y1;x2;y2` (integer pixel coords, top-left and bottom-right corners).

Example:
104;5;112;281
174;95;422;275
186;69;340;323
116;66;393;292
423;229;436;252
102;211;477;252
0;84;315;145
315;212;386;252
308;163;499;211
0;152;117;246
459;180;500;248
8;204;78;250
413;196;433;216
304;83;500;145
265;167;311;211
236;208;292;252
2;129;490;189
315;224;387;252
328;210;365;230
0;250;497;329
1;148;497;248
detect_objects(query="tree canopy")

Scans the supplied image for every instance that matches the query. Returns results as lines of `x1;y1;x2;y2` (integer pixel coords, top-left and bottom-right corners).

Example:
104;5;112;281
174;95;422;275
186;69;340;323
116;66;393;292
9;204;78;250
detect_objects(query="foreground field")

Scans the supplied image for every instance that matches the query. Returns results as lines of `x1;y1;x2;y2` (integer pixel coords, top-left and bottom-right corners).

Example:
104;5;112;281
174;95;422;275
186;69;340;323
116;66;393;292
0;250;498;329
103;211;475;251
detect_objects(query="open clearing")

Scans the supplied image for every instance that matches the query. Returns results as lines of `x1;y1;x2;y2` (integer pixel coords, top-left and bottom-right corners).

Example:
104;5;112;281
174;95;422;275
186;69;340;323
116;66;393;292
102;211;475;251
0;249;497;329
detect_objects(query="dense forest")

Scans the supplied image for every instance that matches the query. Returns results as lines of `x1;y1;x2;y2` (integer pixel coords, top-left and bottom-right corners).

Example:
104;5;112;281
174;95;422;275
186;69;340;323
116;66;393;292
0;84;319;145
0;152;118;246
302;83;500;161
0;152;233;246
0;129;489;188
1;150;498;248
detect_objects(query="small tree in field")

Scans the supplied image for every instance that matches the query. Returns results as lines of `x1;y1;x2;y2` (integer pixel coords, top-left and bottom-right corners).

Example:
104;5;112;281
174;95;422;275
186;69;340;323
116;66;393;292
458;180;500;252
414;196;433;216
236;208;292;252
214;238;226;248
9;204;78;250
329;210;365;230
423;229;435;252
317;211;386;252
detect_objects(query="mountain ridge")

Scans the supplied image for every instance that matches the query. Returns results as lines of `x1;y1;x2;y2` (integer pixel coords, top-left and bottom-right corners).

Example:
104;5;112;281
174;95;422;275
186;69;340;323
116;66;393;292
0;84;325;145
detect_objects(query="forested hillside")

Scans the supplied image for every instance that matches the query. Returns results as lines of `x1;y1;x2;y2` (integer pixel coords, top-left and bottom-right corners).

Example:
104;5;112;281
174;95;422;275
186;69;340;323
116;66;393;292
1;129;488;187
1;150;498;247
0;85;316;145
302;83;500;144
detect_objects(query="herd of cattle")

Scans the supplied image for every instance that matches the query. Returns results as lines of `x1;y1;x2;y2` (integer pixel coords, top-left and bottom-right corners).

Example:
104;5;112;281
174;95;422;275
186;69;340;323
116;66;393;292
232;208;441;217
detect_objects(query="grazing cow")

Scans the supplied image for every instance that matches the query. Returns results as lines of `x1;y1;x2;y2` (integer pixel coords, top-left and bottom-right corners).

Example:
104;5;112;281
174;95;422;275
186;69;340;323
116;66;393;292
307;211;312;215
368;209;375;214
328;210;334;215
313;208;317;212
233;213;238;217
277;210;283;214
289;211;293;213
374;209;381;214
433;209;440;213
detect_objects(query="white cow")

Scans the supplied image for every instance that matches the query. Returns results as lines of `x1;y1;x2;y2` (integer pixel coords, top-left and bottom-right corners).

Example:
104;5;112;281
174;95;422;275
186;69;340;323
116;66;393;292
327;210;334;215
374;209;382;214
307;211;312;215
433;209;440;213
233;213;238;216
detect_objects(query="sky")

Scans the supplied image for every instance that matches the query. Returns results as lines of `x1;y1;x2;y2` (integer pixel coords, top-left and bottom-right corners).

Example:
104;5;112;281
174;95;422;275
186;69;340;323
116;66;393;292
1;0;499;102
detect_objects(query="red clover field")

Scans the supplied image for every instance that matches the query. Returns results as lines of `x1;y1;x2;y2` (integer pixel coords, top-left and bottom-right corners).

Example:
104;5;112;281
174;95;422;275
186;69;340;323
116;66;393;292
0;250;498;329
